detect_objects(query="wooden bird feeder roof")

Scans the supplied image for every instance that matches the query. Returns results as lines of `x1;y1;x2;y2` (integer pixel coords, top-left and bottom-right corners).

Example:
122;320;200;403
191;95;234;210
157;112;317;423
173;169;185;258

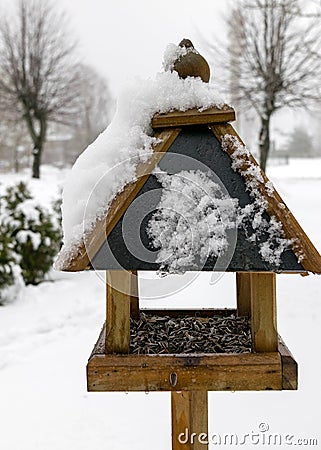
57;106;321;275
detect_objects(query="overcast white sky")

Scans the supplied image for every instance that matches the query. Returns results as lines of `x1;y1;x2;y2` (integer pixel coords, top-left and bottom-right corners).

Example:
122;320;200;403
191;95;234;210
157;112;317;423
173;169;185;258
1;0;318;147
50;0;318;146
54;0;227;95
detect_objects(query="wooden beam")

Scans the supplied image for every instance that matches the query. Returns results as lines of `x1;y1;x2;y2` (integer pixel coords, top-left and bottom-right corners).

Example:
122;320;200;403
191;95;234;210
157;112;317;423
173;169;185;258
57;128;181;271
129;270;139;319
250;272;278;352
236;273;252;317
105;270;131;354
171;391;208;450
152;106;235;128
210;123;321;274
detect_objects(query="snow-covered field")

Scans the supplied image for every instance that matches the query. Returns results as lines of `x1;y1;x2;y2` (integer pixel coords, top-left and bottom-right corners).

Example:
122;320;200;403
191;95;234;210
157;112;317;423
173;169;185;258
0;161;321;450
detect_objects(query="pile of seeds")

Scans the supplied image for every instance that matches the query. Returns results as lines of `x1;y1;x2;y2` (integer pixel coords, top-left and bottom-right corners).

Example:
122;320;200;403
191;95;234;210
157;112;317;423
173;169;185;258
130;312;251;354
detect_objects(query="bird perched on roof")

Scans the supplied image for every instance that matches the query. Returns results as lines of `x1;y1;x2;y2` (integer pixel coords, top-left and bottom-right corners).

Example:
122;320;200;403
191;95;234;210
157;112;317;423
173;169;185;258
172;39;210;83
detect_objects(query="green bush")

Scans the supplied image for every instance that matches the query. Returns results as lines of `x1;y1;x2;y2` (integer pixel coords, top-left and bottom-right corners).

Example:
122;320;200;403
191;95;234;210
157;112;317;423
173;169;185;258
0;181;62;294
0;191;23;304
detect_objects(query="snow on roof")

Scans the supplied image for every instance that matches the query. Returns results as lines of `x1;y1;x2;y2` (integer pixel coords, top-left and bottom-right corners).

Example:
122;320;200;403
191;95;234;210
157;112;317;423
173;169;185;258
56;45;224;270
148;169;238;274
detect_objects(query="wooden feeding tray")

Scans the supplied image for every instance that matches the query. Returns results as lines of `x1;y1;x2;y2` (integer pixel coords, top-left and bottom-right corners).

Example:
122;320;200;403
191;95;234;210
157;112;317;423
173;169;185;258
87;317;297;393
87;273;297;393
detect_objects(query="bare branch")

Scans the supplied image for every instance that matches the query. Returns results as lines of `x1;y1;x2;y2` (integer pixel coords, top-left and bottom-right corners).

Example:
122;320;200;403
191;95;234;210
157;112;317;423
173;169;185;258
203;0;321;170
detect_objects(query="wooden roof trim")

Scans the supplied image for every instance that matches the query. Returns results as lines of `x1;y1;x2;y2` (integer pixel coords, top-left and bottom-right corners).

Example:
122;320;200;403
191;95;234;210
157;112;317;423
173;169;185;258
210;123;321;274
152;106;235;128
58;128;182;271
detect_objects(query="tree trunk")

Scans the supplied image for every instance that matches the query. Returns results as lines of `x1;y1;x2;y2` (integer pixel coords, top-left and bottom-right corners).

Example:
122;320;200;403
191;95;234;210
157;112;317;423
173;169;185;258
259;115;271;172
14;147;19;173
30;116;47;179
32;145;42;179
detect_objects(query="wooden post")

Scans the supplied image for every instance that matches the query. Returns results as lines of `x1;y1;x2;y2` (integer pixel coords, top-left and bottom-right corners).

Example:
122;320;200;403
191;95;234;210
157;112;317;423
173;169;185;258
250;272;278;352
236;272;252;317
105;270;132;354
129;270;140;319
171;391;208;450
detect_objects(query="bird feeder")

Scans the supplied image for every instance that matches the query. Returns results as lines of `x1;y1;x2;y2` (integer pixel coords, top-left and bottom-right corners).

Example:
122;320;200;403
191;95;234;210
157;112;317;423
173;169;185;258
57;41;321;450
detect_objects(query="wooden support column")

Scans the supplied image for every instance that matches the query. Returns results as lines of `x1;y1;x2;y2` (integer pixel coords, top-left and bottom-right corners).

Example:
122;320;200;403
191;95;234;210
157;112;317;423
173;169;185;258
250;272;278;352
105;270;133;354
171;391;208;450
236;272;252;317
129;270;140;319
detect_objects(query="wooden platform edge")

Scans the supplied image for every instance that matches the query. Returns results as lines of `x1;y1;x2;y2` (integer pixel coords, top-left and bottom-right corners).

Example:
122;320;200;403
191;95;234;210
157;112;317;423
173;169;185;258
138;308;239;318
278;336;298;390
152;106;235;128
89;323;106;359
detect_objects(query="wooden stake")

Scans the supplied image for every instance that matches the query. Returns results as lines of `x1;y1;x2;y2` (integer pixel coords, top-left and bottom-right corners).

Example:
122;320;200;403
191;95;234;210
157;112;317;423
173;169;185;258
236;272;252;317
250;272;278;352
171;391;208;450
105;270;131;354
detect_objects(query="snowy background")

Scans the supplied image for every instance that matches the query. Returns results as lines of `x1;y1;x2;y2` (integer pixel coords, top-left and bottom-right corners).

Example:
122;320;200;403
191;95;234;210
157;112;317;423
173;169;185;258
0;160;320;449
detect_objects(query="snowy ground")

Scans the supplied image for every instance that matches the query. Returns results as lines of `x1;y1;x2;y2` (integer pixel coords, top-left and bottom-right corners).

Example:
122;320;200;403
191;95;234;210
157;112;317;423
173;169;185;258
0;161;321;450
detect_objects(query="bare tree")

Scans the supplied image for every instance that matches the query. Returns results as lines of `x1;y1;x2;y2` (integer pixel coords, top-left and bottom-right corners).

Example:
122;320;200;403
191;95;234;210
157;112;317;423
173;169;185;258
0;0;82;178
207;0;321;171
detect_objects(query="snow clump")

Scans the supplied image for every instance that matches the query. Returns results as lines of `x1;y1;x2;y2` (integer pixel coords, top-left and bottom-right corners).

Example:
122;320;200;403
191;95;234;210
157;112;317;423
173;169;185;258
162;42;197;71
221;134;293;267
147;170;238;274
